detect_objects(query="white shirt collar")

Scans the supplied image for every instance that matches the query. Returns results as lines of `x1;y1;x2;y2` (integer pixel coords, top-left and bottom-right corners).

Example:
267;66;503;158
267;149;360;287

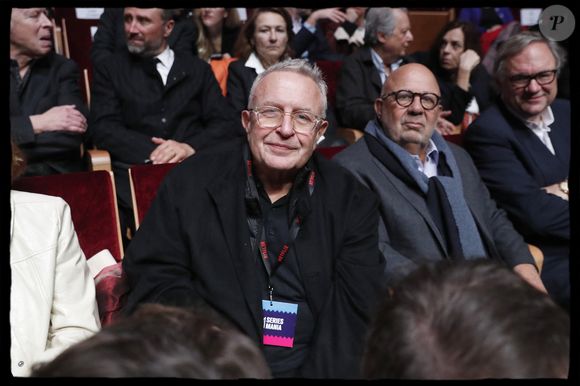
370;48;403;85
508;105;556;154
245;52;266;75
154;46;174;85
410;139;439;178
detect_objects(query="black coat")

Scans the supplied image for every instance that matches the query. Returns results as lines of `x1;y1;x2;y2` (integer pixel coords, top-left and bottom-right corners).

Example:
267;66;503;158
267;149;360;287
10;52;88;175
123;138;385;378
89;50;241;208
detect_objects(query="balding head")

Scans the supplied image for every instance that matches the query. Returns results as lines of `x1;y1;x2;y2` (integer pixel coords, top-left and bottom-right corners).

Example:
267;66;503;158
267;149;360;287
374;63;442;158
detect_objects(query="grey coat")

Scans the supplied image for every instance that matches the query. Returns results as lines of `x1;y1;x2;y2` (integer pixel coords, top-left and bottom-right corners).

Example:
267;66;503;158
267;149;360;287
333;133;535;284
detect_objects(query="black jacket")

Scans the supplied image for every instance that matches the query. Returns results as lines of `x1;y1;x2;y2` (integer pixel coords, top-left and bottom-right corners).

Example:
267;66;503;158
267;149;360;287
123;138;385;378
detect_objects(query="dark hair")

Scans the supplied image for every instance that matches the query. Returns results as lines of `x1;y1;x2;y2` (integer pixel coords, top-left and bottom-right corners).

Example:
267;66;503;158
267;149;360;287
429;20;481;78
362;260;569;379
31;303;272;378
233;7;294;62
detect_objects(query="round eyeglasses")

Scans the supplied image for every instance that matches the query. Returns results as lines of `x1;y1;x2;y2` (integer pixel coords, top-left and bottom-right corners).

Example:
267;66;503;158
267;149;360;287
381;90;441;111
508;69;557;88
250;106;323;134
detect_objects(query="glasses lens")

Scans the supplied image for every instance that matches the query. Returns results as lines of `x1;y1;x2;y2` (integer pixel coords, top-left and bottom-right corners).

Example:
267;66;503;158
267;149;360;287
395;91;414;107
293;111;317;132
536;71;556;85
421;94;438;110
257;107;282;128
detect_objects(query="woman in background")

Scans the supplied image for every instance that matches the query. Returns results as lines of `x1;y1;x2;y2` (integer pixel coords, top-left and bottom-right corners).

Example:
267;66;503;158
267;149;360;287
194;8;242;61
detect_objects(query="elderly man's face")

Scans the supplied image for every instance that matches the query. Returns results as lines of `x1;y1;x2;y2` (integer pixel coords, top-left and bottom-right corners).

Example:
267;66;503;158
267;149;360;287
10;8;53;59
124;8;174;57
242;71;327;177
378;9;413;59
374;64;441;156
500;42;558;122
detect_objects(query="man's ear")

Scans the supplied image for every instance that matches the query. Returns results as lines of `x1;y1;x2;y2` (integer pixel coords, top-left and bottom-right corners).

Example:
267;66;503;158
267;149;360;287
374;98;383;119
241;110;251;134
315;120;328;143
163;19;175;38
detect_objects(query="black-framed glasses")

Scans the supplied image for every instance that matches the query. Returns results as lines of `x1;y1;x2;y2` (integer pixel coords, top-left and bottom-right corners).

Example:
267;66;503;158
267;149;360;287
250;106;323;134
508;69;558;88
381;90;441;110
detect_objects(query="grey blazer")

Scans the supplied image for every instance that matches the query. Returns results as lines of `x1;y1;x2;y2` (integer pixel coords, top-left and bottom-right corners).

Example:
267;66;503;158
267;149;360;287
333;134;535;284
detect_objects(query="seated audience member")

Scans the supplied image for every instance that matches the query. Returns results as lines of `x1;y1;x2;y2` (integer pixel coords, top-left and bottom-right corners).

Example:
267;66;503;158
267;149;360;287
335;7;414;132
194;7;241;61
10;141;101;377
91;8;198;65
10;7;88;176
363;260;570;379
31;304;271;378
123;59;385;378
89;7;239;242
286;7;347;62
414;21;493;131
334;63;546;292
464;32;570;310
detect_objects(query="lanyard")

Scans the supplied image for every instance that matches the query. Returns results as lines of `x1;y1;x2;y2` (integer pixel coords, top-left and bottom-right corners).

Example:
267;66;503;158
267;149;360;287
243;148;315;302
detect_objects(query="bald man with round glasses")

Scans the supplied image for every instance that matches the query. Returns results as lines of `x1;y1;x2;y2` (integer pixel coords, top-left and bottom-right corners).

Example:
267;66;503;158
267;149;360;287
334;63;546;293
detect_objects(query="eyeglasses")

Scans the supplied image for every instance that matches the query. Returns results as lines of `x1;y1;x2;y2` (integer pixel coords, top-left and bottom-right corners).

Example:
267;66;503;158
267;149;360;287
508;69;557;88
381;90;441;111
250;106;323;134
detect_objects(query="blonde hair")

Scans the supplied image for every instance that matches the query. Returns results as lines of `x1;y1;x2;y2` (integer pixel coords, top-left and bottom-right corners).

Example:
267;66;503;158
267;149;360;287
195;8;241;62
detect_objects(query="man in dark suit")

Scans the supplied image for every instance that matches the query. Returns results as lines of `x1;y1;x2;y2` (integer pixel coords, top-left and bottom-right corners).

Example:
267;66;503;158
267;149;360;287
10;7;88;176
335;7;414;131
334;63;545;293
89;7;240;239
123;59;385;378
464;32;570;309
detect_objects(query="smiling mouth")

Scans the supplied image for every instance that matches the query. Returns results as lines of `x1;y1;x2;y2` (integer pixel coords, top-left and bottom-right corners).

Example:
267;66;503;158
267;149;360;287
266;143;296;152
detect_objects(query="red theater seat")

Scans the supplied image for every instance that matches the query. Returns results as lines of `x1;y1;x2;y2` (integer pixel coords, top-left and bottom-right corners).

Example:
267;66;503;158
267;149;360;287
13;170;124;261
129;163;178;229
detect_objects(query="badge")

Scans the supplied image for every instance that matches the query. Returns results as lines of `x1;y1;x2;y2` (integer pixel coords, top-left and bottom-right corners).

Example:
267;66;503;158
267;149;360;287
262;300;298;348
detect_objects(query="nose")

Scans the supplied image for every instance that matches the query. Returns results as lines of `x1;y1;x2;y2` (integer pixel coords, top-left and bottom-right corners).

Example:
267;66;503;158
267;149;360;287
442;42;451;54
407;95;424;114
276;113;295;137
406;30;414;42
526;77;542;92
40;12;52;29
269;30;278;42
127;19;139;35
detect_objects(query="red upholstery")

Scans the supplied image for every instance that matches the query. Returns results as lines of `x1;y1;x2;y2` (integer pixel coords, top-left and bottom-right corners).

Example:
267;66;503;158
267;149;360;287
94;262;128;326
315;145;347;160
315;60;344;107
129;163;177;229
13;170;124;261
443;133;465;147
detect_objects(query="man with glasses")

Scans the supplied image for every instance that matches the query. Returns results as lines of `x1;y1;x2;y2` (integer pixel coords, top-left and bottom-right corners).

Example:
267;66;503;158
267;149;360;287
123;58;385;378
464;31;570;310
335;63;545;293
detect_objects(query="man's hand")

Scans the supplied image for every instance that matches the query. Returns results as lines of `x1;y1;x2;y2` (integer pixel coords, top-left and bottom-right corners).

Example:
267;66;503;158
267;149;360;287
513;263;548;294
149;137;195;164
542;182;569;201
30;105;87;134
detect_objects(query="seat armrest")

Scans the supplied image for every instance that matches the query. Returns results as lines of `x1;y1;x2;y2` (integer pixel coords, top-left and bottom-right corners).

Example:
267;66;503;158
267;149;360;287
87;149;112;172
